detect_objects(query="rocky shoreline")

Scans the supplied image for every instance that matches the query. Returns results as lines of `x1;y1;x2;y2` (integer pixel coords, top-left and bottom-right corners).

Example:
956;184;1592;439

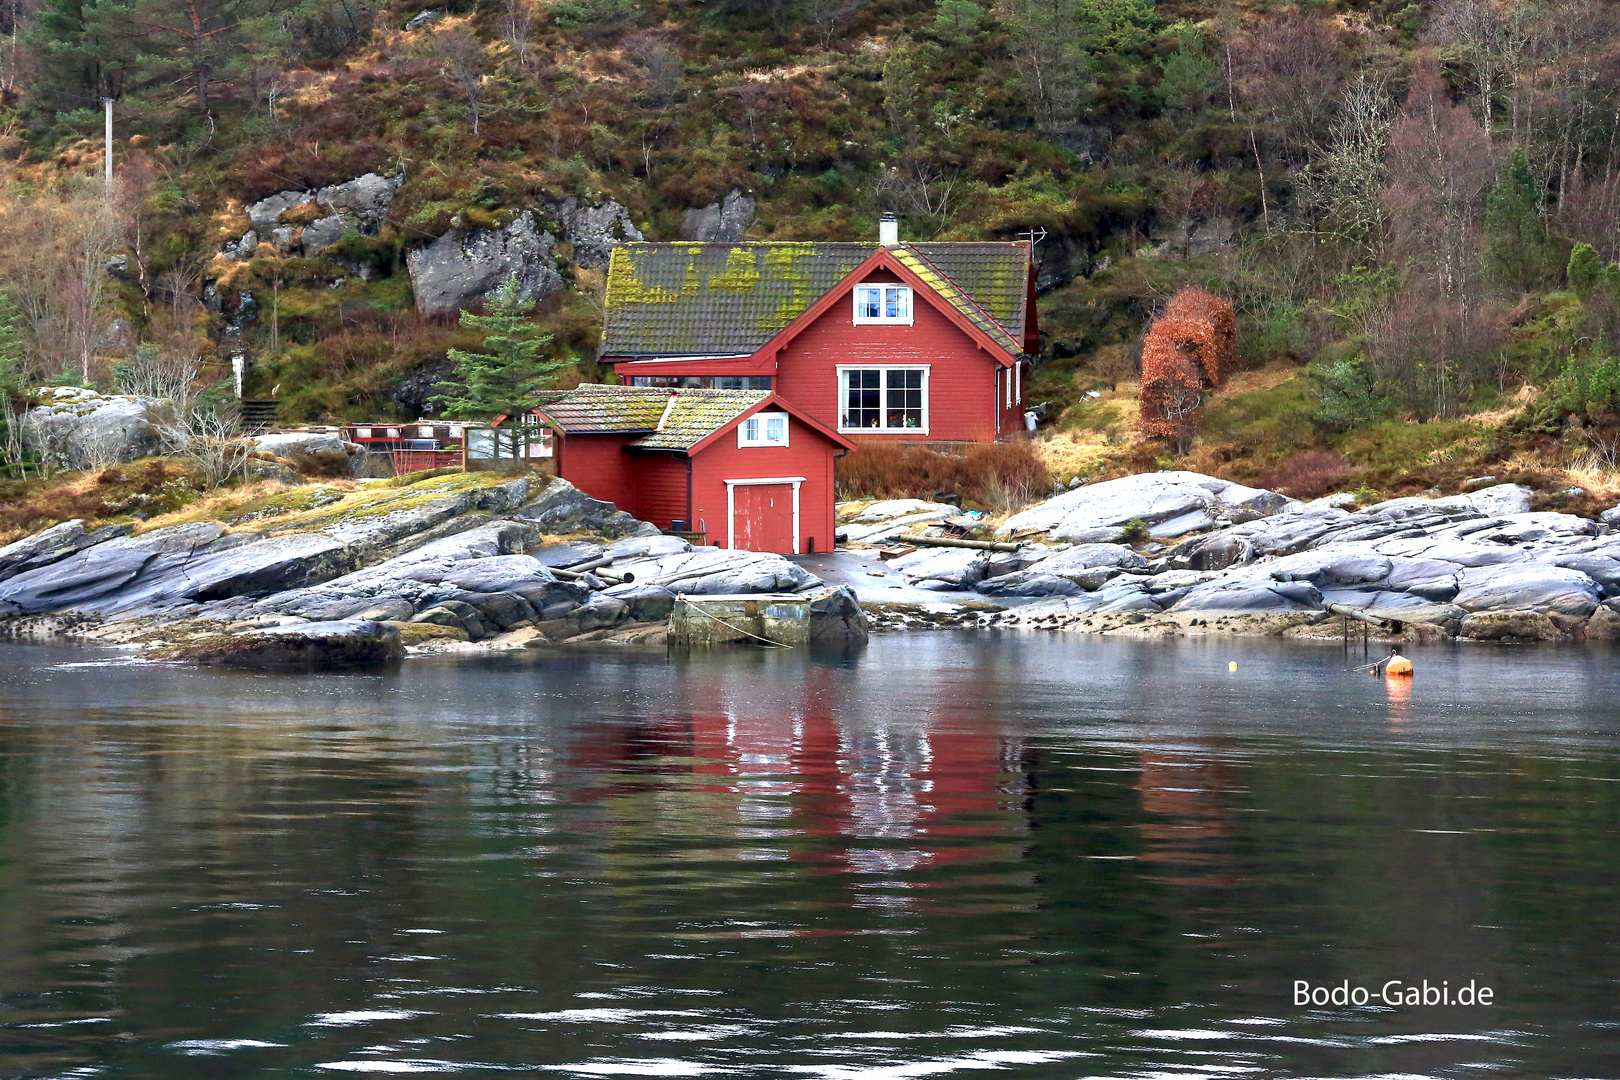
837;471;1620;645
3;468;1618;668
0;471;867;667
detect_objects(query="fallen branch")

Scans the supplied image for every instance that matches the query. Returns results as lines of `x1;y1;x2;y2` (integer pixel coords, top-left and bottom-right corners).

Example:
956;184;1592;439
910;535;1022;553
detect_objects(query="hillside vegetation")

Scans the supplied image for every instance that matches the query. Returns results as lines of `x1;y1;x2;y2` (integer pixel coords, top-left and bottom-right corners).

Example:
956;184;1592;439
0;0;1617;506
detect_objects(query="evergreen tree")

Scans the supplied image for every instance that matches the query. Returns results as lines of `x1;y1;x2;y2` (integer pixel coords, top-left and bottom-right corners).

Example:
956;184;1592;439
1486;148;1558;292
0;289;25;391
429;276;566;421
1567;243;1619;304
1158;25;1216;113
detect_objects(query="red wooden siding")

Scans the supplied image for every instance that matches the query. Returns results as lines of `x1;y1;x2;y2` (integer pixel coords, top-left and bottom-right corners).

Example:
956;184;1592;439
555;434;641;513
557;412;840;555
689;413;838;554
625;453;689;531
772;268;1005;443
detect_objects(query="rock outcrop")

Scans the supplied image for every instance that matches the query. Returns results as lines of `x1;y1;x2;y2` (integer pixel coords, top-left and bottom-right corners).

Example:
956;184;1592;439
406;211;563;319
846;472;1620;642
0;471;842;659
229;173;404;273
250;432;367;475
554;198;644;268
998;471;1299;543
21;387;171;470
680;189;755;243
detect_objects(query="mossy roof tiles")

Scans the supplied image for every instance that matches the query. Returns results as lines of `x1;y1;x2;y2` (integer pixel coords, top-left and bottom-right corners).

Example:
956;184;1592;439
602;241;1029;358
535;385;772;452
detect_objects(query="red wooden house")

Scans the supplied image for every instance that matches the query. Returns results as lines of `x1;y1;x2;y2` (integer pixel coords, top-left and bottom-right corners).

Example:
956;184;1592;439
532;385;855;555
600;220;1036;444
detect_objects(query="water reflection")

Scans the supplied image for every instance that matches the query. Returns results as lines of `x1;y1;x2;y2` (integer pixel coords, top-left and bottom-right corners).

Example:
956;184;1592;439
0;636;1617;1078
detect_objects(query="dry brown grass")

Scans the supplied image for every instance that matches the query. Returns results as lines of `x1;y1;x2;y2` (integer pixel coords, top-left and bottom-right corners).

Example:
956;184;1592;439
0;459;201;543
835;441;1050;512
135;479;318;533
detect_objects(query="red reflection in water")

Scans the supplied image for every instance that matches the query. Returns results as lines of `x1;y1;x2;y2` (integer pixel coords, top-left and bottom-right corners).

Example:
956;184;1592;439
1136;751;1240;887
566;662;1028;910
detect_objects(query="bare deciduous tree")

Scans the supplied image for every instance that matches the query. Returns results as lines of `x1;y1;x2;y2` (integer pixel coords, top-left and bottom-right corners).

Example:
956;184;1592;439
430;25;486;134
1373;57;1502;417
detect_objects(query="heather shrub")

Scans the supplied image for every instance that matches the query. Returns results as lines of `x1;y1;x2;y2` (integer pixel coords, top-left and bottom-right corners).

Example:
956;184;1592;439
835;441;1050;512
1261;449;1361;499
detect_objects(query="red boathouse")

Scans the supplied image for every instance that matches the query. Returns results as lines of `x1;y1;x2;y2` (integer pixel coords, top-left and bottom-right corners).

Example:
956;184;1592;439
532;385;854;555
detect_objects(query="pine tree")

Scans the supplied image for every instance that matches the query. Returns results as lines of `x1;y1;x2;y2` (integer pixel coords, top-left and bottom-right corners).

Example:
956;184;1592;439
1486;148;1558;292
429;276;566;421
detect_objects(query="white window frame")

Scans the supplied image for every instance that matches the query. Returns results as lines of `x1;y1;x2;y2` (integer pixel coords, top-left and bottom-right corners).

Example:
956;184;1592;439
836;364;930;435
737;410;790;448
852;283;914;326
725;477;805;554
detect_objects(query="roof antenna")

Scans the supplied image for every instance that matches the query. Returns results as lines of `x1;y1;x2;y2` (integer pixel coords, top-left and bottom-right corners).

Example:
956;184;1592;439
1016;227;1047;250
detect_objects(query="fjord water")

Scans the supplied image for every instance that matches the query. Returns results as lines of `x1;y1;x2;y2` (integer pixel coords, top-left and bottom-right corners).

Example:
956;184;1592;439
0;636;1617;1079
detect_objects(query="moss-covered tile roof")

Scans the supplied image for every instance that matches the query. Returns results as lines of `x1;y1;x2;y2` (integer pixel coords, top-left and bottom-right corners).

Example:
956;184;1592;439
535;385;772;452
601;242;1029;358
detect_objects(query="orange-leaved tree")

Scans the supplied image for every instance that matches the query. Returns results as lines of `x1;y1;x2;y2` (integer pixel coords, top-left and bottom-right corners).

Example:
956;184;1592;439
1139;288;1236;453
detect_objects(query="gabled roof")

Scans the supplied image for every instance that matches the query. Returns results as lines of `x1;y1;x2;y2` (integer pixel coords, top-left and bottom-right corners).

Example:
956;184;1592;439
601;241;1031;358
533;384;855;453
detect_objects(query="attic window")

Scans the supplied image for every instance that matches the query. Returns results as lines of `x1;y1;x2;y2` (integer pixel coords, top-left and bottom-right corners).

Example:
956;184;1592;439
854;284;913;325
738;411;789;448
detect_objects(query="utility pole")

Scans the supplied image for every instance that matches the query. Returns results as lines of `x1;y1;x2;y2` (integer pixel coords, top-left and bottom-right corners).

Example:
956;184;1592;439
102;98;113;182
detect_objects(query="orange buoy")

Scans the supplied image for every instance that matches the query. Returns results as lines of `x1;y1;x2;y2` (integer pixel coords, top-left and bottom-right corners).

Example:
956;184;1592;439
1385;655;1413;677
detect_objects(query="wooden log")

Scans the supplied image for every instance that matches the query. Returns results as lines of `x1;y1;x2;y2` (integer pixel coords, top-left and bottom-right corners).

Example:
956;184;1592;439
910;535;1023;553
1327;603;1402;630
552;555;634;585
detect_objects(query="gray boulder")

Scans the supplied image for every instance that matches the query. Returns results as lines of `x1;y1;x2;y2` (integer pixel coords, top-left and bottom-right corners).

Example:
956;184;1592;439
605;583;678;622
1171;578;1324;612
852;499;958;524
23;387;170;470
1453;564;1601;616
999;471;1298;543
300;214;353;254
624;547;816;594
605;534;691;561
434;554;556;593
888;546;991;589
680;189;755;243
808;585;870;644
250;432;366;474
555;198;645;269
517;478;650;536
246;189;314;230
316;172;403;224
407;210;563;319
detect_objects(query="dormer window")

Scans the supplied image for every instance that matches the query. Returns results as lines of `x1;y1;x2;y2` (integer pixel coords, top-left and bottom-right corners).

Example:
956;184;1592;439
854;284;913;325
738;411;789;447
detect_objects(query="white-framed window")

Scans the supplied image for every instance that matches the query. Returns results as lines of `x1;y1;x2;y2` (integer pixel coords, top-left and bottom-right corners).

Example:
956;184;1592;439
838;366;929;432
738;410;790;448
853;283;913;325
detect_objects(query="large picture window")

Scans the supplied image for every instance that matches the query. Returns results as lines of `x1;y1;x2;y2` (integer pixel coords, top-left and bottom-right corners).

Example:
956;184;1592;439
839;367;928;432
853;284;913;325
